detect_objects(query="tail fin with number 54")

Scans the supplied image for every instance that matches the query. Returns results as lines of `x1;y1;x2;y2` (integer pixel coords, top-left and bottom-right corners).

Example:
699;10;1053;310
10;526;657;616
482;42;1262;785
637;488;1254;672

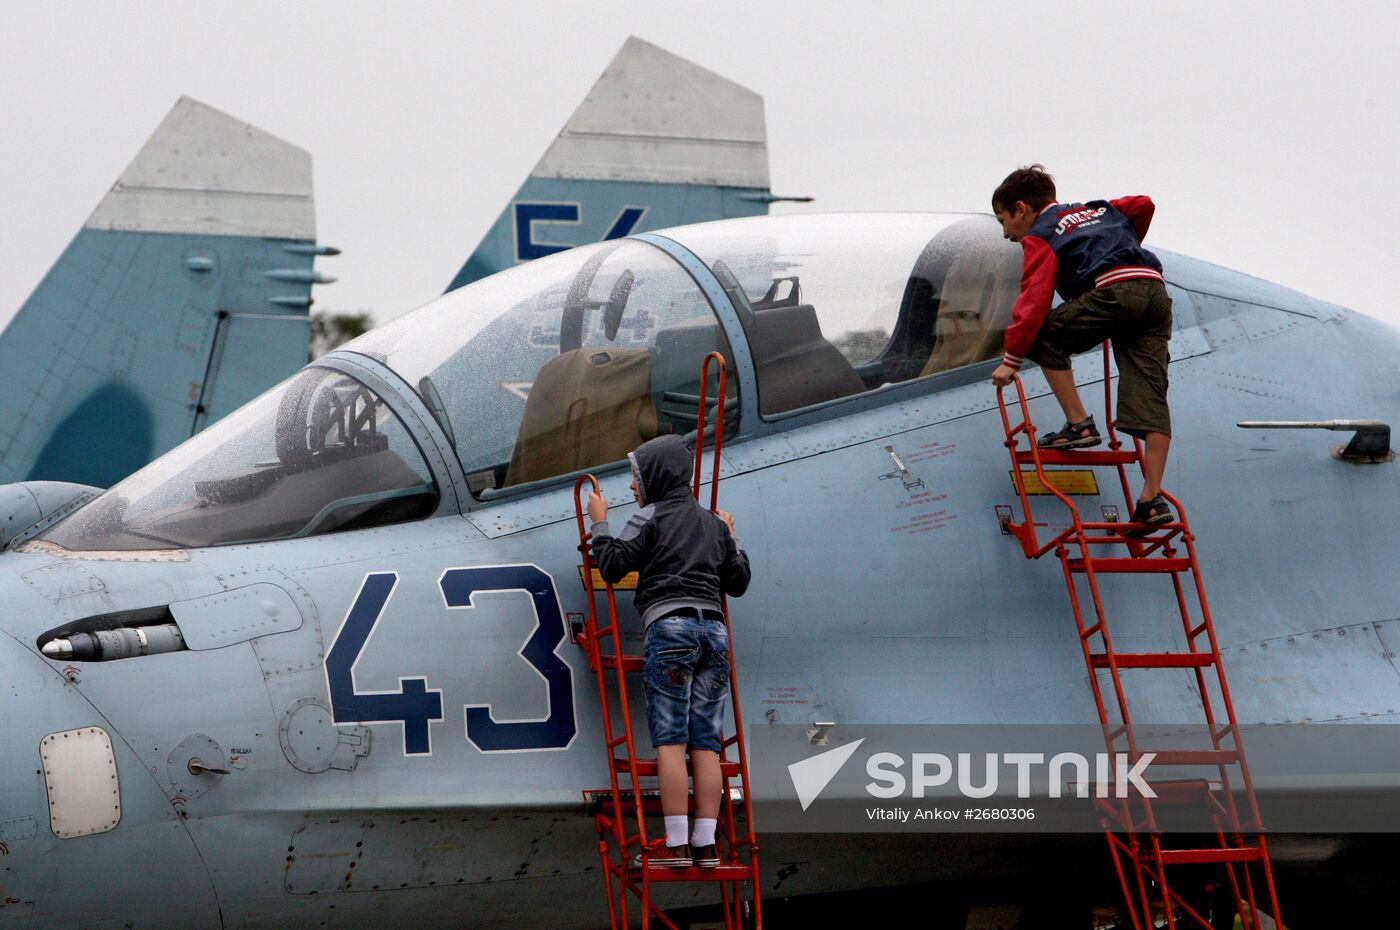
445;36;790;293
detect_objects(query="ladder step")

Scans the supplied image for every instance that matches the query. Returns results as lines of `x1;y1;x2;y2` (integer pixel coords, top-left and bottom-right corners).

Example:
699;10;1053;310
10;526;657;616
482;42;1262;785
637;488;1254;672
1067;557;1192;573
1146;750;1239;766
1079;531;1180;545
1128;779;1214;804
585;654;642;674
1090;652;1215;669
1014;449;1140;466
619;758;743;778
586;791;748;818
638;863;757;881
1082;781;1222;808
1154;846;1263;865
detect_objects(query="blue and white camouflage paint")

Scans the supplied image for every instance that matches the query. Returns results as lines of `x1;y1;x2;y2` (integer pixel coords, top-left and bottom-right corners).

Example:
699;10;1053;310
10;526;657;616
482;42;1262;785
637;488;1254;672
0;97;330;488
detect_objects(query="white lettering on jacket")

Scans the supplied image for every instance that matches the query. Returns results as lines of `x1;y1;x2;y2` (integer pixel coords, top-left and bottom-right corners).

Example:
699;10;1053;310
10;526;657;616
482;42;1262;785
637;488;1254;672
1054;206;1108;236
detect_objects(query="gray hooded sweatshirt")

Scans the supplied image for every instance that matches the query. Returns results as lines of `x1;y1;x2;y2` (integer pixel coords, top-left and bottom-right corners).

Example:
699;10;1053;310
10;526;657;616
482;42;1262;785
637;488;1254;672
590;435;751;626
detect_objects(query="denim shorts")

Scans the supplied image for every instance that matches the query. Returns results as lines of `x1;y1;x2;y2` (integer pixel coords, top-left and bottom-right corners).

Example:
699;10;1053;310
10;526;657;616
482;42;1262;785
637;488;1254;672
642;614;730;752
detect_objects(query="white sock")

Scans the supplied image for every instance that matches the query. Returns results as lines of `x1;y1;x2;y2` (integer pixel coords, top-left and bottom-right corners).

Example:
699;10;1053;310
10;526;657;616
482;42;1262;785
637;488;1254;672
691;818;718;847
664;815;689;848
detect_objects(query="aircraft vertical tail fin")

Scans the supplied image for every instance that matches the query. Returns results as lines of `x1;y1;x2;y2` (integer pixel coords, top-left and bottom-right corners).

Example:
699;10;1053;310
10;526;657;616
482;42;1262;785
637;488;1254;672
0;97;332;487
446;36;774;292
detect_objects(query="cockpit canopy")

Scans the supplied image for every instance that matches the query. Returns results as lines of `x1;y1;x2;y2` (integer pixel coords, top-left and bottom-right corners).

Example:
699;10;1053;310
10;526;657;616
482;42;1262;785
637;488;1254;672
350;212;1019;490
39;367;439;551
669;213;1021;403
38;213;1021;550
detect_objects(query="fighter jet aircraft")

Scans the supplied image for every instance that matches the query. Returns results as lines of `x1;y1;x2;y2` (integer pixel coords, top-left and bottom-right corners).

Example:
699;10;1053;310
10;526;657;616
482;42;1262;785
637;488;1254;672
0;210;1393;928
0;97;335;489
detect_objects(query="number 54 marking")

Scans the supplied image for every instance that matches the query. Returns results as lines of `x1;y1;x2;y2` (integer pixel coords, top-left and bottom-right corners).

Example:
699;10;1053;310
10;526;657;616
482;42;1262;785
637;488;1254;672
326;565;577;755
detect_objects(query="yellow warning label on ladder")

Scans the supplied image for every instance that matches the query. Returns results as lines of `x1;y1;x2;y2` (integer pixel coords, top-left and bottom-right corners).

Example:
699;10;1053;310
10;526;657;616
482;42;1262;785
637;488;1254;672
578;566;639;590
1011;469;1101;496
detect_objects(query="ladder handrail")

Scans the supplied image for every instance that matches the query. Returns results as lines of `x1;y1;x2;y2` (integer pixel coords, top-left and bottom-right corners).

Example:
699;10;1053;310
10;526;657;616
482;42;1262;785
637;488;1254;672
692;355;763;893
694;351;728;511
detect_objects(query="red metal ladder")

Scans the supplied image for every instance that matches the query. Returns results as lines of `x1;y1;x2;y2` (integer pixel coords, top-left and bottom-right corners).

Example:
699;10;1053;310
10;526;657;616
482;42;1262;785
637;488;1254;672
572;353;763;930
996;342;1282;930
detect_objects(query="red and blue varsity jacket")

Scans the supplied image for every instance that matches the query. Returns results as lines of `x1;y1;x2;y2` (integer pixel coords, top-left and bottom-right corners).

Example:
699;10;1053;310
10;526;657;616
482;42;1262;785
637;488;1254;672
1001;196;1163;370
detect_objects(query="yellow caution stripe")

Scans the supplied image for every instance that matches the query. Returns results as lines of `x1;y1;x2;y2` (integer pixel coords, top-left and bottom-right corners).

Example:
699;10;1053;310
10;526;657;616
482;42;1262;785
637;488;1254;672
578;566;639;590
1012;469;1100;496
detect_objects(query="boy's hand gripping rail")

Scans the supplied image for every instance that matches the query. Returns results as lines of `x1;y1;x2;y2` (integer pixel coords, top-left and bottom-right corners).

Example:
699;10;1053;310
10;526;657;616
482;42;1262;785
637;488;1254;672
573;475;621;655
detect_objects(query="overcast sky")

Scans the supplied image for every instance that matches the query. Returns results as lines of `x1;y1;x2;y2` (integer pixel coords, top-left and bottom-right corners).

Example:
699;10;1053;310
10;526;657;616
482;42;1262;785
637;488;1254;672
3;2;1398;331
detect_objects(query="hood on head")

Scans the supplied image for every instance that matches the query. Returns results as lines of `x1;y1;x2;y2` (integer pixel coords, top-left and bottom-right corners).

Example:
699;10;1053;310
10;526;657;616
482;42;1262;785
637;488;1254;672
628;435;693;506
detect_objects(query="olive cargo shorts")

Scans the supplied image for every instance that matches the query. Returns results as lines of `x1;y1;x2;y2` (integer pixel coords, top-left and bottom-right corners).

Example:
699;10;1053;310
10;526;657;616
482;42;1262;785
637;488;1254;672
1026;278;1173;439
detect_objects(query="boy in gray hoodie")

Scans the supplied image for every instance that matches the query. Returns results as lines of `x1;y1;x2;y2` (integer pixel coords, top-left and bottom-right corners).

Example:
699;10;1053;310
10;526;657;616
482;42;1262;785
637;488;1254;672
587;434;751;868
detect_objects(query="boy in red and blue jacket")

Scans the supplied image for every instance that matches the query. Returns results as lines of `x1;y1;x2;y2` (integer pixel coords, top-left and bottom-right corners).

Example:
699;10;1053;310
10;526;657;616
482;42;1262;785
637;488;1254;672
989;165;1174;532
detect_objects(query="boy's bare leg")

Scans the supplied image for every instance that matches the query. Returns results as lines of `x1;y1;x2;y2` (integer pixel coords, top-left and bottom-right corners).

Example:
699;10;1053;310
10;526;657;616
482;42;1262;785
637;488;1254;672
1139;432;1170;500
1043;368;1089;424
690;749;722;821
657;744;690;817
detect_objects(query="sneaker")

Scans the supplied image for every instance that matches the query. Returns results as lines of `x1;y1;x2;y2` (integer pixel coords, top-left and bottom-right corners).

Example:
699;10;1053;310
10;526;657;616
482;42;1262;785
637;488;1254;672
632;839;692;869
1037;415;1102;450
691;843;720;869
1126;495;1175;537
